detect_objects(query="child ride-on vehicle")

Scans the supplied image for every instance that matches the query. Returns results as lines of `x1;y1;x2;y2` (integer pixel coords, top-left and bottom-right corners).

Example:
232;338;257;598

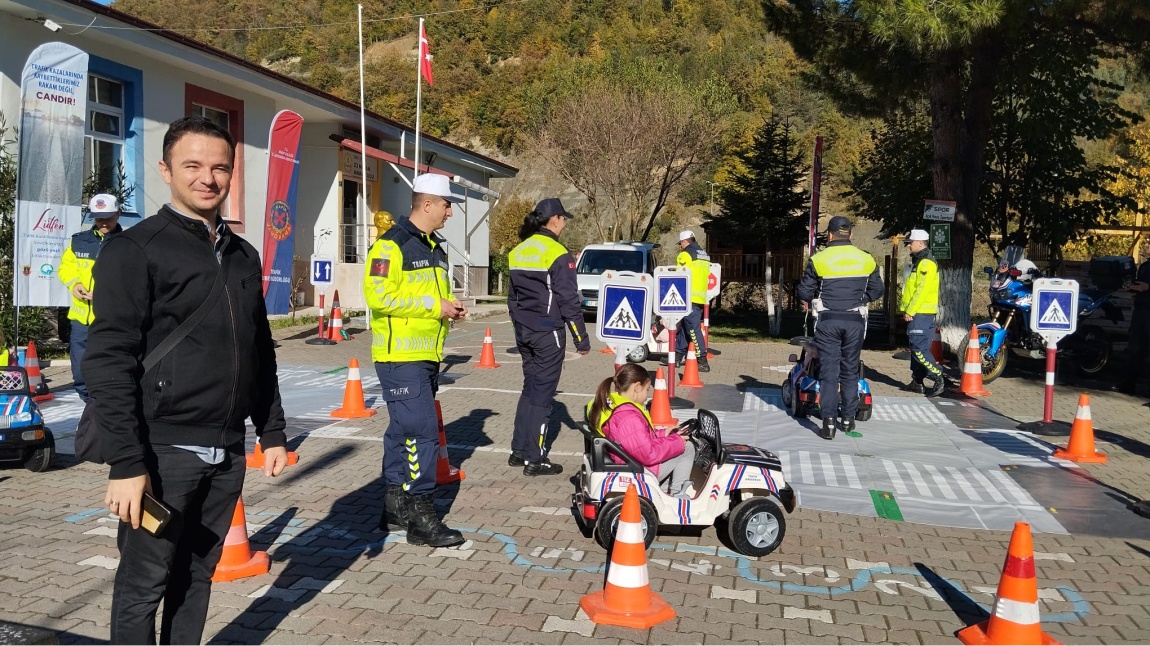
573;409;796;557
779;336;873;429
0;366;56;472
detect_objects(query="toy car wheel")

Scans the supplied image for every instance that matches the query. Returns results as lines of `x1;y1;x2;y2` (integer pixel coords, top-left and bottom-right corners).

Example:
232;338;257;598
594;494;658;550
23;430;55;473
728;497;786;557
626;344;649;364
855;408;872;422
780;378;794;409
789;385;808;418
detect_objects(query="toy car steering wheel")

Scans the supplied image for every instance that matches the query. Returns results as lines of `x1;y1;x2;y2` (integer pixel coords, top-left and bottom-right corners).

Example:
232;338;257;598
676;418;699;438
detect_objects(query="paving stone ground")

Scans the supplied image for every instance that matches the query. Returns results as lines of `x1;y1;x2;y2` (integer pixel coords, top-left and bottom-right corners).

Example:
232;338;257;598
3;310;1150;645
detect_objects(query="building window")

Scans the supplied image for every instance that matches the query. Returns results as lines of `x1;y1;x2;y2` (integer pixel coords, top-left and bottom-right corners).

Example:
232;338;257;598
84;75;124;196
185;84;245;231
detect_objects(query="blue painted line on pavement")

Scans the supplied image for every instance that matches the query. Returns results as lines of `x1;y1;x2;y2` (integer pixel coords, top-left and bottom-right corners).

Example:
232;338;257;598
65;508;107;523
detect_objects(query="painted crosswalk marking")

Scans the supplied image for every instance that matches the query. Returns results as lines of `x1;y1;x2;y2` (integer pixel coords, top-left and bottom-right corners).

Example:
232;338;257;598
923;464;958;500
820;453;839;487
964;469;1008;503
871;401;949;424
839;454;862;489
946;467;982;501
883;459;909;495
743;388;785;412
989;469;1036;506
904;463;932;496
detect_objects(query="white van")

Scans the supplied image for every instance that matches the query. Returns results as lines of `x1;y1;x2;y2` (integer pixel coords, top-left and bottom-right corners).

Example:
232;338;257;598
575;242;658;316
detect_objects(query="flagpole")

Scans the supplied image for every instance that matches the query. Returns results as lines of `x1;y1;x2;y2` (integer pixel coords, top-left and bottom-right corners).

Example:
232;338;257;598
414;17;423;182
357;3;369;261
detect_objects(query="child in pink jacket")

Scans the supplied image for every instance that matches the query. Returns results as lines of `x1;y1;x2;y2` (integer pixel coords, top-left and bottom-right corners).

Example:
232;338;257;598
586;364;696;497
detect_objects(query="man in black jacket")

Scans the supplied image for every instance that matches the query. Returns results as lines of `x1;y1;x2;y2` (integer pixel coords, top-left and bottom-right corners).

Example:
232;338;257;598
84;117;290;645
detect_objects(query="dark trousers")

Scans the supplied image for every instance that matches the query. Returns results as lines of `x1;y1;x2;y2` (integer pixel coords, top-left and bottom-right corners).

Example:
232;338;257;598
675;304;707;356
111;444;245;645
1122;306;1150;390
376;361;440;495
907;313;943;382
814;312;865;420
513;324;566;463
69;320;89;401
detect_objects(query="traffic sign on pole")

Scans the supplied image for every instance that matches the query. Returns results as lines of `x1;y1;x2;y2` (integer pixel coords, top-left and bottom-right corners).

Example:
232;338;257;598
653;266;690;324
596;271;652;352
706;263;722;302
1019;278;1080;437
310;254;334;289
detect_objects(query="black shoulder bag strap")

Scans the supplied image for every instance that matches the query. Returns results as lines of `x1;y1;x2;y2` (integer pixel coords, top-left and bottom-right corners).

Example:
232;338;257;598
142;261;227;374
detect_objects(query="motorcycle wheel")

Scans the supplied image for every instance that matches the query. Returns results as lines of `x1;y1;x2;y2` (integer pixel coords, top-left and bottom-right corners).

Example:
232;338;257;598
963;329;1008;384
1071;326;1110;376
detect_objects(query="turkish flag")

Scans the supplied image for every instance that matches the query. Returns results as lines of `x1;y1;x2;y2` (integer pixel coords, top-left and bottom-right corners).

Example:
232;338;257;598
419;23;434;86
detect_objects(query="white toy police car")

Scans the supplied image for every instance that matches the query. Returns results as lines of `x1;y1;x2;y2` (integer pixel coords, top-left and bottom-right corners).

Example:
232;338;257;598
573;409;796;557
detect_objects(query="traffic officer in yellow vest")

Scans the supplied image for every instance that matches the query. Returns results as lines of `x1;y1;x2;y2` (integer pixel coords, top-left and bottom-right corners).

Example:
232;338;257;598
798;216;884;439
672;230;710;371
507;198;591;475
364;173;467;547
900;229;945;397
58;193;123;401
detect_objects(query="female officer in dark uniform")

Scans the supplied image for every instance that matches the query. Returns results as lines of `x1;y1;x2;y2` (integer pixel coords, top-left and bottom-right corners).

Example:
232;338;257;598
507;198;591;475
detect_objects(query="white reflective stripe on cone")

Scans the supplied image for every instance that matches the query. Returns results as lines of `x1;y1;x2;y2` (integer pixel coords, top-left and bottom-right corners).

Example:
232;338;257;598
1077;405;1091;420
992;596;1041;625
655;378;667;390
615;520;645;545
348;367;361;380
223;522;247;545
606;563;650;588
485;336;493;342
964;362;980;373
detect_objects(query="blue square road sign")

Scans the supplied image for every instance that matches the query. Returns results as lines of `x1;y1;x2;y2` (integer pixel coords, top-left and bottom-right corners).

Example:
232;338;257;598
600;285;647;342
1034;291;1073;331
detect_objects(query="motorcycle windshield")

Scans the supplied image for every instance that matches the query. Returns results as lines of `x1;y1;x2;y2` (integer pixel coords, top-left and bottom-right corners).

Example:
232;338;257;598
990;245;1027;290
1001;245;1025;269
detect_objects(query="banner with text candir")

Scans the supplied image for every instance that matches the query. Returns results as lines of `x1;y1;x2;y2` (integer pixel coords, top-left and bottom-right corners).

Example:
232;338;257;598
261;110;305;315
14;42;88;307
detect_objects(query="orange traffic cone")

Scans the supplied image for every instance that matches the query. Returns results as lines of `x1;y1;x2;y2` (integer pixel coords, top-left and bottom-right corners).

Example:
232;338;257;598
327;290;346;342
961;326;991;397
474;328;501;368
212;496;270;582
931;326;946;365
23;341;53;402
679;342;704;388
1052;394;1106;463
648;368;679;428
580;483;675;628
246;440;300;469
956;522;1060;645
331;358;378;418
600;345;614;354
434;400;465;484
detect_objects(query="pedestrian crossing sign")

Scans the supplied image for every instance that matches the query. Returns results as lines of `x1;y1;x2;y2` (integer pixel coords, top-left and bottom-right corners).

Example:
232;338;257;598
654;266;691;321
1030;278;1078;344
597;271;651;346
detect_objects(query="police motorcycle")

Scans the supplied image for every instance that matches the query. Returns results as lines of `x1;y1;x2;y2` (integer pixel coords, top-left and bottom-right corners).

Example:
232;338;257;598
971;246;1128;383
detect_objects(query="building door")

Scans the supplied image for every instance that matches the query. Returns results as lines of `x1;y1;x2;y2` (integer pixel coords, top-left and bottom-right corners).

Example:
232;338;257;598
342;178;360;263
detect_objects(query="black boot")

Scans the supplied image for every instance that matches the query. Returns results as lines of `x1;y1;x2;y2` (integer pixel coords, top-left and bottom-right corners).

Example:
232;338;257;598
697;357;711;373
508;450;525;466
379;485;410;531
902;380;924;394
925;377;946;398
406;493;465;547
820;417;836;440
839;418;856;434
524;459;563;476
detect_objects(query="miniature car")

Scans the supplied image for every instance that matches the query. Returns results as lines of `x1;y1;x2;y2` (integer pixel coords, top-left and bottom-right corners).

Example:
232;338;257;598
573;409;796;557
779;336;873;425
0;367;55;472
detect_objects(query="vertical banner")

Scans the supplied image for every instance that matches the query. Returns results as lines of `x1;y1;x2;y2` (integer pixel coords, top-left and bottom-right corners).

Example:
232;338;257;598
261;110;305;314
807;135;823;258
14;42;89;307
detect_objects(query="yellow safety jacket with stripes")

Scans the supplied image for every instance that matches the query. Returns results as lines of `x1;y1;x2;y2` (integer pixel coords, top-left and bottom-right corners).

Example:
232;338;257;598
900;249;939;315
797;240;885;311
364;217;452;363
508;230;590;351
675;242;711;305
58;225;121;325
586;392;652;435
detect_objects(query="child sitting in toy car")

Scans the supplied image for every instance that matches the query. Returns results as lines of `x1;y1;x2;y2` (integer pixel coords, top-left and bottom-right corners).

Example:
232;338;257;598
586;364;696;497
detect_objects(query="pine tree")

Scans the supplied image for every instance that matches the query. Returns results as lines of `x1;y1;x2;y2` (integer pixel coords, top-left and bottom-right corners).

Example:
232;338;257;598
710;117;809;252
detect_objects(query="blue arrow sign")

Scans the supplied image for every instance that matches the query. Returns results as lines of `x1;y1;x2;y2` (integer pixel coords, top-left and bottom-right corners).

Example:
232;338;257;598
600;285;647;342
310;256;333;287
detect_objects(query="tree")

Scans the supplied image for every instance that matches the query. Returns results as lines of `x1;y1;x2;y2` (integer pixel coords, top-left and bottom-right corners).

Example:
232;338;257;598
763;0;1150;348
534;70;727;242
709;117;809;251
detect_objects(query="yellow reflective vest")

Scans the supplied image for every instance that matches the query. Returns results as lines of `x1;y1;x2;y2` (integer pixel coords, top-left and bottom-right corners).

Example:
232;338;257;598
900;251;939;315
363;217;452;363
58;225;121;325
508;230;589;347
797;240;885;311
675;242;710;305
586;392;652;435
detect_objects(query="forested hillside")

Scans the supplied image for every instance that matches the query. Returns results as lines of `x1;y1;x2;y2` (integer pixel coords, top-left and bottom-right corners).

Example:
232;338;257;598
110;0;870;218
